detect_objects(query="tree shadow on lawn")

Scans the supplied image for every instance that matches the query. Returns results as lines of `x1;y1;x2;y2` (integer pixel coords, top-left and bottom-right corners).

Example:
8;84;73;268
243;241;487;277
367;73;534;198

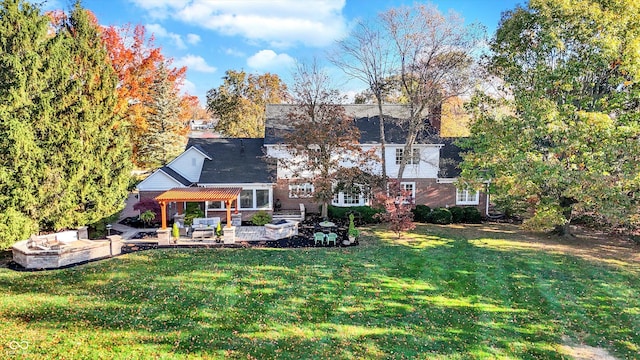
0;233;639;359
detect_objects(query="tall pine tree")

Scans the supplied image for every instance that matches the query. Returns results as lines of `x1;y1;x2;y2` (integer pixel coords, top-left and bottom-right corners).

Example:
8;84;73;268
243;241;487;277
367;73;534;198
0;0;132;248
137;62;187;168
48;1;132;229
0;0;49;246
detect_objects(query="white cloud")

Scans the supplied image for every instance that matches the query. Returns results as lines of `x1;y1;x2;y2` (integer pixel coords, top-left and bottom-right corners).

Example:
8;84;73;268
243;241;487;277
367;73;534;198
186;33;201;45
131;0;348;48
175;55;217;73
225;48;246;57
145;23;186;49
247;50;295;70
179;78;197;96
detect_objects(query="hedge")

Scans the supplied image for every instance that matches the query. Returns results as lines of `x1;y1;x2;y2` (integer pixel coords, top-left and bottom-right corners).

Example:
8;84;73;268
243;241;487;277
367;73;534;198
449;206;465;223
463;207;482;223
412;205;431;223
429;208;452;224
328;205;383;224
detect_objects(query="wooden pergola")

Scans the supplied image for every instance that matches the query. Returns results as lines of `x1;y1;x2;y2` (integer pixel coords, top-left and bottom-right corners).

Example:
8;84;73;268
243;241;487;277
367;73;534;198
155;187;242;230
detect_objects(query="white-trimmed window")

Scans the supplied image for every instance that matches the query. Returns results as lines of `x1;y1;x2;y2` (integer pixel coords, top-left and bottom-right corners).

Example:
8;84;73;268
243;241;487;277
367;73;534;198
289;183;314;198
332;185;369;207
395;148;420;165
343;191;361;205
206;188;272;211
456;189;479;205
240;189;272;210
401;182;415;203
207;200;224;209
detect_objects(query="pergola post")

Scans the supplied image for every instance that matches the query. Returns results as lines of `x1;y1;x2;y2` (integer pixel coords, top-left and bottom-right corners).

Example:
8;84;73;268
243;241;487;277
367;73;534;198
155;187;243;230
160;201;167;229
226;200;232;228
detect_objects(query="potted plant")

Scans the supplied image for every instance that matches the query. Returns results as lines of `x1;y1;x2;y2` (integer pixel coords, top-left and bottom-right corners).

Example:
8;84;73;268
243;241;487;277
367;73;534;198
172;222;180;243
347;213;359;245
215;222;223;242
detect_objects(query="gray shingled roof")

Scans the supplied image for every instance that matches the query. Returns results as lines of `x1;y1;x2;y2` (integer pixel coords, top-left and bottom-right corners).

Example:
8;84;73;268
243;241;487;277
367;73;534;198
438;139;464;178
160;166;193;186
265;104;440;145
185;138;274;184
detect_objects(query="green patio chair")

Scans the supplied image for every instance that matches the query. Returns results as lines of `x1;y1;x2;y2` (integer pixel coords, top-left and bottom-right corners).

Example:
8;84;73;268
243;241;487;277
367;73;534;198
314;232;326;245
326;232;338;246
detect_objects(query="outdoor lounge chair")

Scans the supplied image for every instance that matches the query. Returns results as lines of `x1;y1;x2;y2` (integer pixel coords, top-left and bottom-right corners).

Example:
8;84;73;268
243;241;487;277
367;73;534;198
314;232;326;245
326;232;338;246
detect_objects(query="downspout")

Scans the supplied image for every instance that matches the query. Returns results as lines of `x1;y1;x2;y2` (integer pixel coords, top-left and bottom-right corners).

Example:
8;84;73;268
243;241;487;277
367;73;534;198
485;179;491;217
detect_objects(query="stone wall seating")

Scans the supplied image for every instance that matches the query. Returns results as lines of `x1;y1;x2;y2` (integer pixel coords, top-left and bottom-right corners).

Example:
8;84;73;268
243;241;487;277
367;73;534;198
264;220;298;240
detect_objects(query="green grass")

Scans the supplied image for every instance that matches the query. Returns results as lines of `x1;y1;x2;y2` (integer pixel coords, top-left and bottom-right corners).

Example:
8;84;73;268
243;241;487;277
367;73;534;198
1;223;639;359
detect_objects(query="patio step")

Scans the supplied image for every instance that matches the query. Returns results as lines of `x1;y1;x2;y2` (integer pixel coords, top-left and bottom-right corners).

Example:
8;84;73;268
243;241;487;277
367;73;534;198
272;212;304;222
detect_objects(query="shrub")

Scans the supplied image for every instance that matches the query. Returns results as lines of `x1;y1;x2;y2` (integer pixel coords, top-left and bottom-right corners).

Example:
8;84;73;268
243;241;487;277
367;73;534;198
133;198;161;218
412;205;431;223
328;205;383;224
429;208;452;225
251;211;272;226
184;203;204;226
449;206;465;223
140;210;156;226
463;207;482;223
373;191;415;238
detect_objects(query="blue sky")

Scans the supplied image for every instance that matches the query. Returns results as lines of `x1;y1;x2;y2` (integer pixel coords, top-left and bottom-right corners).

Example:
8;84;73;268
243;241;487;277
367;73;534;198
42;0;523;105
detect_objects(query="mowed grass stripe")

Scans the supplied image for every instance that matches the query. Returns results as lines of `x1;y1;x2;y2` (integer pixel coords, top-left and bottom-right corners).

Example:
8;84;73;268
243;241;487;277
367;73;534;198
1;223;639;359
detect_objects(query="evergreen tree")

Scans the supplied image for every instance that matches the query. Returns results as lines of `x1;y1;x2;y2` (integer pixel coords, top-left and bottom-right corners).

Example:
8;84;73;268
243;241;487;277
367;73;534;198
0;0;132;248
43;1;132;230
0;0;49;247
137;62;187;168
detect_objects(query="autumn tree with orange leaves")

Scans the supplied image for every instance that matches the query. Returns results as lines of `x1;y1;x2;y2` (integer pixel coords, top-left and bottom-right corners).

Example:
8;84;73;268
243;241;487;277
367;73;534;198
102;24;194;167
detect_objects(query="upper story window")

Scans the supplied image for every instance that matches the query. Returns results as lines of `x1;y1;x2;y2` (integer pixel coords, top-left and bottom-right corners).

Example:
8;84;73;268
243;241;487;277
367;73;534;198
456;189;479;205
289;183;314;198
395;148;420;165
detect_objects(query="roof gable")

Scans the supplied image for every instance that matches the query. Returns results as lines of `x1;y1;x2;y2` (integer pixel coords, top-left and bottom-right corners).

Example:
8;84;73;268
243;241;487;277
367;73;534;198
137;169;185;191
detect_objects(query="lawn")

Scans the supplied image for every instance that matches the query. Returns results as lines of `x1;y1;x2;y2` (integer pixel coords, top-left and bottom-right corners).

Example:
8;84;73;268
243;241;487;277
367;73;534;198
1;223;639;359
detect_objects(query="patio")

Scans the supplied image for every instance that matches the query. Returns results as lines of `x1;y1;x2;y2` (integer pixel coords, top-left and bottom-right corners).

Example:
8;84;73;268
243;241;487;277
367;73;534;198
122;225;358;251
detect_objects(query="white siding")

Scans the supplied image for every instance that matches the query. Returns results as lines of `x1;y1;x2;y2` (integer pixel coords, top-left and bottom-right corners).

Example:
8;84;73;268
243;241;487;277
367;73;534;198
386;145;440;179
167;147;207;182
137;171;183;191
267;144;441;180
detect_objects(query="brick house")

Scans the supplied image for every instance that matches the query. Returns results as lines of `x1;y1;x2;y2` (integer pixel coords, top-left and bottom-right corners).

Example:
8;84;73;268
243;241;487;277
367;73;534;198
137;104;486;222
264;104;487;214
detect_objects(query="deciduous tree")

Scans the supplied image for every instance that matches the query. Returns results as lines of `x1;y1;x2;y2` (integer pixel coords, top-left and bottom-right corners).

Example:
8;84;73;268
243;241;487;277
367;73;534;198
373;181;415;238
280;61;375;218
206;70;289;138
331;19;395;185
461;0;640;235
102;23;189;167
380;4;482;181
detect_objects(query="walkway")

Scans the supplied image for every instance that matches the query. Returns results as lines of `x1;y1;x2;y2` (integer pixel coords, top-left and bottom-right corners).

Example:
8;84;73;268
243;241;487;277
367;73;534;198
113;224;270;242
